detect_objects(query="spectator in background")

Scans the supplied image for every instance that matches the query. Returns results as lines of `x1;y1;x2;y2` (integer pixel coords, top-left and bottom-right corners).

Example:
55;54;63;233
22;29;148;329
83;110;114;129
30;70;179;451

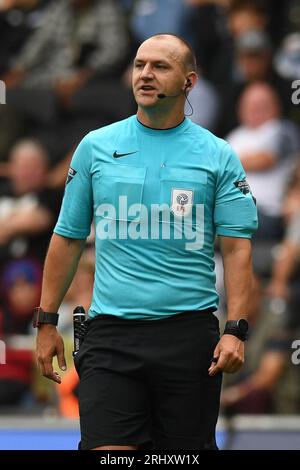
267;209;300;307
0;139;62;265
227;0;268;39
227;82;299;245
190;0;270;89
221;304;292;415
0;0;132;161
0;0;52;75
282;162;300;224
217;30;292;136
0;258;41;335
0;259;41;407
0;0;54;159
221;207;300;415
3;0;129;91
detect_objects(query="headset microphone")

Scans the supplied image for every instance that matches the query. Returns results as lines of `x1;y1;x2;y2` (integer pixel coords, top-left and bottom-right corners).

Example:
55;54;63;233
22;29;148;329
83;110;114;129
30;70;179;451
157;92;180;99
157;79;192;99
157;79;194;116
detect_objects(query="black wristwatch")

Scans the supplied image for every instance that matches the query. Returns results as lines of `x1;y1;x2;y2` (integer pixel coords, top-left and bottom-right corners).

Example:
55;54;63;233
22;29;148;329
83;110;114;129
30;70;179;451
33;307;59;328
223;319;249;341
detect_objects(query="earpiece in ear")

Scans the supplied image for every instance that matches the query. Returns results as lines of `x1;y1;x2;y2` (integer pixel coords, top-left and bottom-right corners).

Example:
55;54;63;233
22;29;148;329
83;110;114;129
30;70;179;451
185;78;192;89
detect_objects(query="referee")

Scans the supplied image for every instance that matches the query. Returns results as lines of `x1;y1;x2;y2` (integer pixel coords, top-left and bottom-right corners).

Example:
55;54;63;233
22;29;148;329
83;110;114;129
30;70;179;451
35;34;257;450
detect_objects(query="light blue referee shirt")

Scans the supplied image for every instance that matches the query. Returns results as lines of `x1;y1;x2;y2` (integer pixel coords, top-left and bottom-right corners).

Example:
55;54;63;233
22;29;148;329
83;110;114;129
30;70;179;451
55;116;258;319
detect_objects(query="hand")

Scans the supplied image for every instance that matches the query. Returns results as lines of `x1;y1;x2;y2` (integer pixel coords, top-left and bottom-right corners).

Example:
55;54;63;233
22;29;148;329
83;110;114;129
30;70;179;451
36;324;67;384
208;334;244;376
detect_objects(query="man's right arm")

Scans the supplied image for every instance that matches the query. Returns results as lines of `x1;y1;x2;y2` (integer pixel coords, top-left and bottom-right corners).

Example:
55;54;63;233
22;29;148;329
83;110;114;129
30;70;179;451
40;233;86;312
36;233;86;384
37;130;93;383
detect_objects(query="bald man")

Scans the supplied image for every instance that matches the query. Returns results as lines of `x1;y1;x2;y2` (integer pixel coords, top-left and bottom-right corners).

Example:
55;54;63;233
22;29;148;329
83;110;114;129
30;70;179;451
227;82;299;241
35;34;257;450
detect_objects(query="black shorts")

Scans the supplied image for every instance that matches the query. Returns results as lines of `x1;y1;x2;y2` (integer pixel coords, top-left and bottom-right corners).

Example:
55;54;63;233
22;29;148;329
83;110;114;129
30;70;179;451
74;309;222;450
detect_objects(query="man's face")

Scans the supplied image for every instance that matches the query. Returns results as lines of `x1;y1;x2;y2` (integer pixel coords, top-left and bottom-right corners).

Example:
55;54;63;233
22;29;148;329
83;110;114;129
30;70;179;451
10;146;48;194
132;38;187;108
239;85;279;128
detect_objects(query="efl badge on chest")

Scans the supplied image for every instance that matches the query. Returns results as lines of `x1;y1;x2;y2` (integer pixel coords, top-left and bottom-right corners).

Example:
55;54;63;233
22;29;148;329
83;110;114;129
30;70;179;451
171;189;193;217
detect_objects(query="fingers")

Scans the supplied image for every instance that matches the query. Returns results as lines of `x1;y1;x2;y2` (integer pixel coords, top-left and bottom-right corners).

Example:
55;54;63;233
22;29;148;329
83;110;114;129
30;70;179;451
208;351;244;376
209;352;225;376
37;357;62;384
36;330;66;383
208;343;221;376
208;356;219;375
57;339;67;372
44;359;62;383
208;336;245;376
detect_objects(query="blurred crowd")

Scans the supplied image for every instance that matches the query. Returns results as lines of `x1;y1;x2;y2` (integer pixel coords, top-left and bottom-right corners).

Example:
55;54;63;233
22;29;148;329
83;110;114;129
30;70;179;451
0;0;300;420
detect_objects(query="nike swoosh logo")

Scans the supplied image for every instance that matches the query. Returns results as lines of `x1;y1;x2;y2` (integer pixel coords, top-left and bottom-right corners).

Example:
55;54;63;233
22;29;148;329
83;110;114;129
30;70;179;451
113;151;138;159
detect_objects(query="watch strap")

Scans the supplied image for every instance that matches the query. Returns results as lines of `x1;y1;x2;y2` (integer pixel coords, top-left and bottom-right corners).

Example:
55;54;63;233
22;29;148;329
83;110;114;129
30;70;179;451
223;329;248;341
33;307;59;328
223;320;249;341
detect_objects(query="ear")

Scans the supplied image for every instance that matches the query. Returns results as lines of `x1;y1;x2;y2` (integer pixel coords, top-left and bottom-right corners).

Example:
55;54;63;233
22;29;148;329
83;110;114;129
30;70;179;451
185;72;198;91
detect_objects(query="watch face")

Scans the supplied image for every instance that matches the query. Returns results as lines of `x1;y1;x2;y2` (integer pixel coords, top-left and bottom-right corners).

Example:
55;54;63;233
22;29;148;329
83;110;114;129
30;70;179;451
237;319;248;334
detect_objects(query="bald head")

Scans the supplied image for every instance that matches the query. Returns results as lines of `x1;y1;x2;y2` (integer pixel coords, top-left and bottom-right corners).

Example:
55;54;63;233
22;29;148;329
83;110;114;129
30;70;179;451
133;33;198;117
239;82;281;128
139;34;197;73
10;139;49;194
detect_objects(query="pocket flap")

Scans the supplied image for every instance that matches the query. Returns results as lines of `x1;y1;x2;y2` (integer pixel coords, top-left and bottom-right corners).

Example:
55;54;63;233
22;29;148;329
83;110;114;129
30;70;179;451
161;167;207;185
100;162;146;181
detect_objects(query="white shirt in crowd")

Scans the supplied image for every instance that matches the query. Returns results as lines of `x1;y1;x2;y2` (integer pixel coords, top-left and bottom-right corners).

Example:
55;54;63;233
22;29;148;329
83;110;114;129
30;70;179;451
227;119;299;217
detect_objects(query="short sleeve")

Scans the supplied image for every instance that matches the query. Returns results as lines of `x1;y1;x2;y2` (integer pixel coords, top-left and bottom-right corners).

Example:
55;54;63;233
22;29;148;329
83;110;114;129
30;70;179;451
54;135;93;239
214;144;258;238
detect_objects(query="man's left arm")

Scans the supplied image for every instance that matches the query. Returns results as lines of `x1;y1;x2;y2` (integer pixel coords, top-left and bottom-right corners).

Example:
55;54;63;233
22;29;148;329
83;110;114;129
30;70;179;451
211;142;258;375
0;207;53;245
208;236;253;377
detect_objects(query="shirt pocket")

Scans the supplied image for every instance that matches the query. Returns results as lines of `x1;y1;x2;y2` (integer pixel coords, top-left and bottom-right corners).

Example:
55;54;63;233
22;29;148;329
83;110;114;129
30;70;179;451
93;163;147;222
159;167;207;227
